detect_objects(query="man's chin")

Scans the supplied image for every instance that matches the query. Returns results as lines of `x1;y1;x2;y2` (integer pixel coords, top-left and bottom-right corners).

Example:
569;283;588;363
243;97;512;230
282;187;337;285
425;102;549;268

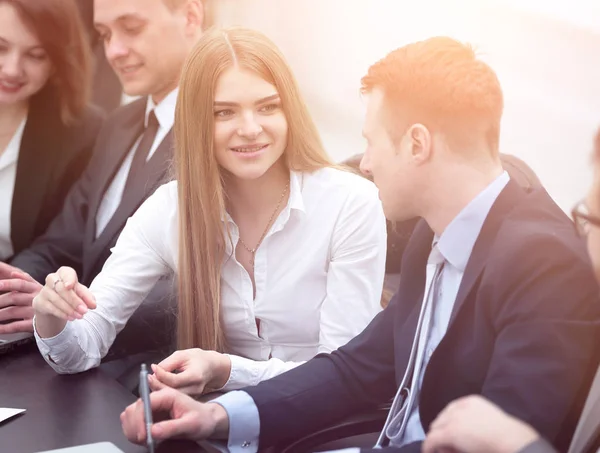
121;81;151;99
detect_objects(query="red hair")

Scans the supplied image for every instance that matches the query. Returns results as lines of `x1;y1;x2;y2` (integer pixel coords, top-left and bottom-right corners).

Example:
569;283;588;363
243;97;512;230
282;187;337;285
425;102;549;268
361;36;504;152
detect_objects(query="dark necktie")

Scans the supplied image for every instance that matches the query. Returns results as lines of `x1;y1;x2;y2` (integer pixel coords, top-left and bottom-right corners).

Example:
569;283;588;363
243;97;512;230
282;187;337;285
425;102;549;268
123;110;159;195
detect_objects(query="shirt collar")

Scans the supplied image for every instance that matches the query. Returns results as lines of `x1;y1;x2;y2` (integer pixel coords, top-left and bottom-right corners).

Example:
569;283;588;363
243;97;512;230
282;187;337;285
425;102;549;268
145;87;178;130
288;171;306;214
0;117;26;171
221;170;306;224
436;171;510;271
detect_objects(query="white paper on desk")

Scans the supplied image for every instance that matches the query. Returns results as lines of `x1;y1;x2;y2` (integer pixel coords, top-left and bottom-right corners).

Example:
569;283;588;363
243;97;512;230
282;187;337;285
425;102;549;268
0;408;25;423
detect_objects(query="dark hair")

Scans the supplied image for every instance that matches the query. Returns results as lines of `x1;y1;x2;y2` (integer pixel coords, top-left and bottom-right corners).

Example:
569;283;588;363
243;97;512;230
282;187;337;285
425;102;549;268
361;36;504;153
2;0;92;125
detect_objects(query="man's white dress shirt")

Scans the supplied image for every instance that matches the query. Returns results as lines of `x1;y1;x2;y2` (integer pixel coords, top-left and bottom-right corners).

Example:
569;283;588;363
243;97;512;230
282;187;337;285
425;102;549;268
95;88;178;237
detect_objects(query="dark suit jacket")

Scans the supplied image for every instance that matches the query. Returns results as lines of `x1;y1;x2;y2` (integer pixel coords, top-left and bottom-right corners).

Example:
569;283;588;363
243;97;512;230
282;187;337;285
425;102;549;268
514;366;600;453
8;92;103;259
566;366;600;453
10;97;175;357
243;181;600;453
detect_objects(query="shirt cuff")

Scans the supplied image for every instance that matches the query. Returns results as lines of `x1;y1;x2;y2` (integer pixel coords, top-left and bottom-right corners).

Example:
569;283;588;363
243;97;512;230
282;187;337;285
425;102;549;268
33;315;73;353
220;354;259;391
211;390;260;453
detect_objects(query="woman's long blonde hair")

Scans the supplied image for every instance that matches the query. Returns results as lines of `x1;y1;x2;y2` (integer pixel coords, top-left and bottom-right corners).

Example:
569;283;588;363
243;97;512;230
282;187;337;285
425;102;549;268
175;27;334;351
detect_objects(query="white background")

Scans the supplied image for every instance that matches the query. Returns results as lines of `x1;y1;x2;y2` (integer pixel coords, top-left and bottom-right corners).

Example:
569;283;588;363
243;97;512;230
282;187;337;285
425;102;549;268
214;0;600;213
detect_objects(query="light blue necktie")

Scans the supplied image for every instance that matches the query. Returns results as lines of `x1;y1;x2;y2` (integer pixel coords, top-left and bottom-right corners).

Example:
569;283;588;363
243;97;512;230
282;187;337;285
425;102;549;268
375;244;445;448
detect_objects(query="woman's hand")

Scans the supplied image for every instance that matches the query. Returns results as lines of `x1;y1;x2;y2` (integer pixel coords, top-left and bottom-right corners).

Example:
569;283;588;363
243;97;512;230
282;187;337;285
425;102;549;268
149;348;232;396
32;266;96;338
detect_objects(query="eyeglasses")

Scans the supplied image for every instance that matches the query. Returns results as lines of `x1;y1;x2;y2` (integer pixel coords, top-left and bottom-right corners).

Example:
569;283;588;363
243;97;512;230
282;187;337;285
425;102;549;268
571;200;600;237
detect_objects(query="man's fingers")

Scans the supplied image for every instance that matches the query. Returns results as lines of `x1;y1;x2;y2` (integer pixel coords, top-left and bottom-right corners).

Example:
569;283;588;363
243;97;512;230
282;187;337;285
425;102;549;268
0;319;33;334
422;428;449;453
74;283;96;309
148;388;188;413
0;262;18;279
10;270;36;283
121;401;147;445
0;291;35;308
0;278;41;295
152;415;198;441
0;305;34;322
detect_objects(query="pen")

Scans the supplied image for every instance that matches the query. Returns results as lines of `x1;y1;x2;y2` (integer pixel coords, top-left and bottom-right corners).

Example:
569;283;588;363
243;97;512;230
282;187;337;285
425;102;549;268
139;364;155;453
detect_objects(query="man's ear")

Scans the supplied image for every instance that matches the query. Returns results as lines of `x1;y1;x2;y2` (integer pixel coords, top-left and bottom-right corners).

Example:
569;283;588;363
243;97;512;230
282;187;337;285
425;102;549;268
407;123;431;164
184;0;205;35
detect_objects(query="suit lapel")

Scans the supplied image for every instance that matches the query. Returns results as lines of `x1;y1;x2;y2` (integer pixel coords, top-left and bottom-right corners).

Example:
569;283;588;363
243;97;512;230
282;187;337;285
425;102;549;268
87;130;173;273
11;101;64;253
449;181;526;324
568;367;600;453
85;100;145;246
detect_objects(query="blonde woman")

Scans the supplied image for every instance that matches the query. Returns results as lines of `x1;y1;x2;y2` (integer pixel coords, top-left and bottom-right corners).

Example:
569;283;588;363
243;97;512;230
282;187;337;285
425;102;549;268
31;27;387;393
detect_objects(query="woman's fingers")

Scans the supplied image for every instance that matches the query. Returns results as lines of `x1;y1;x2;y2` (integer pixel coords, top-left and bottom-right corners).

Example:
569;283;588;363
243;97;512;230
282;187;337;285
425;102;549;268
148;374;168;392
34;286;79;321
44;273;88;317
74;282;96;309
157;350;188;372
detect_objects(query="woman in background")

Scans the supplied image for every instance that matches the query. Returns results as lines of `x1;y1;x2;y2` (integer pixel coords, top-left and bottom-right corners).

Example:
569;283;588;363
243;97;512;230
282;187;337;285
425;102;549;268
0;0;102;328
0;0;103;260
32;27;387;393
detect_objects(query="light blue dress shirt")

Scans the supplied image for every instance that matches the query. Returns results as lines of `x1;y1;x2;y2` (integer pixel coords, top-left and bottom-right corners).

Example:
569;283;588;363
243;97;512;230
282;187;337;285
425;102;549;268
213;171;510;453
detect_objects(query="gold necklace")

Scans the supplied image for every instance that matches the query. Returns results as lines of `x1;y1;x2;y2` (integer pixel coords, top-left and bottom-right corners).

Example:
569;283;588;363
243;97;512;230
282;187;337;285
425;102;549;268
238;181;290;268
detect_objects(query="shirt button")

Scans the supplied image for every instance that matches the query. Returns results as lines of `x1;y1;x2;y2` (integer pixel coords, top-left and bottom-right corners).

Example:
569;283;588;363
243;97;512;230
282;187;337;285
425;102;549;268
242;441;251;448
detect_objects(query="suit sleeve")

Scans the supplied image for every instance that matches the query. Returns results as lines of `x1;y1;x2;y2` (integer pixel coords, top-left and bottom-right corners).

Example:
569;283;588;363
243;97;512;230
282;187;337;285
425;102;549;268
243;290;400;450
480;234;600;446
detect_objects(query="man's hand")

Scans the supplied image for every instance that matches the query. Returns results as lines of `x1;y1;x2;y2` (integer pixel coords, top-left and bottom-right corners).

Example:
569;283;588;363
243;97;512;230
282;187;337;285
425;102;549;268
422;395;540;453
120;388;230;444
0;262;42;334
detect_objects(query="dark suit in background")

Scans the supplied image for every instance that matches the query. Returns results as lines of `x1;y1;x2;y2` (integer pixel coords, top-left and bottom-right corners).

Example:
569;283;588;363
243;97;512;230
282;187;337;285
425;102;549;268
9;89;103;259
241;181;600;453
518;366;600;453
11;98;175;359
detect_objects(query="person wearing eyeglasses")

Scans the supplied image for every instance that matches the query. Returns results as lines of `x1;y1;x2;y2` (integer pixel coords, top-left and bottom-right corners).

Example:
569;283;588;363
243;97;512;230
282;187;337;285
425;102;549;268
422;128;600;453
